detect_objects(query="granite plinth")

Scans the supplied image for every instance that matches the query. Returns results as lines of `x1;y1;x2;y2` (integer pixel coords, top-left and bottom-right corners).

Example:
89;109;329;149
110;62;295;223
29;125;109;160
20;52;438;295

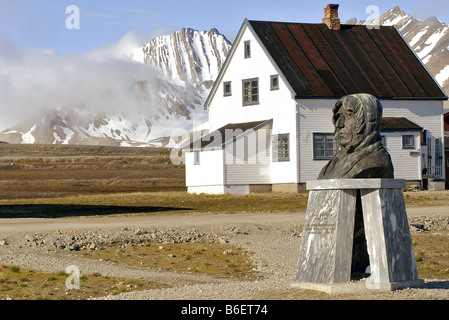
294;189;357;284
293;179;422;292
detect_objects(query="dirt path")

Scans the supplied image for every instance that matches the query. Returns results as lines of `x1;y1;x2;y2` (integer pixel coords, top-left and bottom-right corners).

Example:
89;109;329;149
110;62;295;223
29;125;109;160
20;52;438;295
1;206;449;300
0;211;306;236
1;205;447;236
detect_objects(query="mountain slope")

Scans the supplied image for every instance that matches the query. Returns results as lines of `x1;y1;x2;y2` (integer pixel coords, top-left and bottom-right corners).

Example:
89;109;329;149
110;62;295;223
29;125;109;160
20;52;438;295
349;6;449;106
0;28;231;146
1;7;447;146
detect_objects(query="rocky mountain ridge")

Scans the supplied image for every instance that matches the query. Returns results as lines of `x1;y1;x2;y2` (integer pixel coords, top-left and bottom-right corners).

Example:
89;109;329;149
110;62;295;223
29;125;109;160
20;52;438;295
0;28;231;146
0;6;447;146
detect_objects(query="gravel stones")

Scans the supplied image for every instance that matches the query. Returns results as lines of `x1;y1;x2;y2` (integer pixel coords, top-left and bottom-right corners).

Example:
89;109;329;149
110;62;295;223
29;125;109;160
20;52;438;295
21;227;228;252
409;216;449;232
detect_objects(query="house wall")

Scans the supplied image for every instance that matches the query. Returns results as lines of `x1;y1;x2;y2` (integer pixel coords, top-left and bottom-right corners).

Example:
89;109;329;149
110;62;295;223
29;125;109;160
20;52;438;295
223;128;271;185
381;132;421;180
185;149;224;189
297;99;445;183
381;100;445;180
207;24;299;185
297;99;337;182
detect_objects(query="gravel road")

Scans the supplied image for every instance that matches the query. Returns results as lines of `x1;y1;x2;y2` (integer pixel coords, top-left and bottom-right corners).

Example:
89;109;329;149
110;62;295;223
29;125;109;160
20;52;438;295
1;207;448;300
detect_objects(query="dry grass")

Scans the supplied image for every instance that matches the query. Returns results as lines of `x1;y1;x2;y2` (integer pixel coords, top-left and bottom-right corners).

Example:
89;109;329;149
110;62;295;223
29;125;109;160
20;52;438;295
0;192;309;218
0;265;169;300
78;242;260;280
413;230;449;279
0;144;185;200
403;191;449;207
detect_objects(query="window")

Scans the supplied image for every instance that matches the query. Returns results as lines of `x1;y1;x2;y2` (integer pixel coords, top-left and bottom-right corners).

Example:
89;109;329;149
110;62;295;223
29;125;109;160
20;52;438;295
270;75;279;90
402;135;415;149
244;40;251;58
242;78;259;106
223;81;231;96
313;133;337;160
273;134;290;162
194;151;200;165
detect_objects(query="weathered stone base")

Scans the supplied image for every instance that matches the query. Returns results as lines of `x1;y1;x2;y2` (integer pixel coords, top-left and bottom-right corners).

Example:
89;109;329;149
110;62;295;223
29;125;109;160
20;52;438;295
365;279;425;291
291;278;424;294
293;179;423;293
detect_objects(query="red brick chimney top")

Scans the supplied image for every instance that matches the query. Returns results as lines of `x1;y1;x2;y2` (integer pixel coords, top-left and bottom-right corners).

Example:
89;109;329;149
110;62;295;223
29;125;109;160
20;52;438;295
323;4;341;30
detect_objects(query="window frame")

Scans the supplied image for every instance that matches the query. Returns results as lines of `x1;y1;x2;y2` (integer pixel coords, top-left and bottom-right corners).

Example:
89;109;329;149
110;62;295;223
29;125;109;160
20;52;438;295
272;133;290;162
402;135;415;149
242;78;259;106
244;40;251;59
194;150;200;165
270;75;279;91
313;133;337;160
223;81;232;97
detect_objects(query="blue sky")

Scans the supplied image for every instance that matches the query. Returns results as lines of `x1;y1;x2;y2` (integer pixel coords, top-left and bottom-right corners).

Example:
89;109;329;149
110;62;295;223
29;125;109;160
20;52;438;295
1;0;448;54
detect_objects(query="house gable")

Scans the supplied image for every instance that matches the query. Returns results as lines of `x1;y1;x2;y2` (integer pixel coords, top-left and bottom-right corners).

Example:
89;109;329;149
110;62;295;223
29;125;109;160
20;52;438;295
204;19;296;111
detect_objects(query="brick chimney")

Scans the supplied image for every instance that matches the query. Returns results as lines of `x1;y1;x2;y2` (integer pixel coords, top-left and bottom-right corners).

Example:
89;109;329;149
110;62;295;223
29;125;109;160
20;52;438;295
322;4;341;30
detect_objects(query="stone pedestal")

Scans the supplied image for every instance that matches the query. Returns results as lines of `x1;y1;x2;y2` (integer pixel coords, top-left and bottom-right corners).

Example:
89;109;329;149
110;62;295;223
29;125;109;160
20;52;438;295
292;179;424;293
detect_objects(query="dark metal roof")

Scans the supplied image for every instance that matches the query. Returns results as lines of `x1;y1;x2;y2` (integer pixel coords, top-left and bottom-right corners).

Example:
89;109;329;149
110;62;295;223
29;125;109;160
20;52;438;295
381;117;423;131
248;21;447;100
184;119;272;151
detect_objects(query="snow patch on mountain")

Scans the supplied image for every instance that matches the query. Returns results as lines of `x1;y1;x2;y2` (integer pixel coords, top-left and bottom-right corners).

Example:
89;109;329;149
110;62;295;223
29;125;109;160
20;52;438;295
436;65;449;87
22;125;36;144
0;28;232;146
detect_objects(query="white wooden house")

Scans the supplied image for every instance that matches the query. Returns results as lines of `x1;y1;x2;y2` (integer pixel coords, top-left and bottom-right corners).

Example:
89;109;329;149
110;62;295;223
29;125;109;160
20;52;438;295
184;5;447;194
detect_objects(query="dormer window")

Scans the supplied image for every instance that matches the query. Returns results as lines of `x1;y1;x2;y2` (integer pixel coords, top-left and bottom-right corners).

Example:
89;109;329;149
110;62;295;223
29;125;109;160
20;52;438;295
244;40;251;58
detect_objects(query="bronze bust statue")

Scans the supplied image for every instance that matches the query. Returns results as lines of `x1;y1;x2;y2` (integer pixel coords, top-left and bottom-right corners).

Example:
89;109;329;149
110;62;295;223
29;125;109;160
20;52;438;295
318;94;394;179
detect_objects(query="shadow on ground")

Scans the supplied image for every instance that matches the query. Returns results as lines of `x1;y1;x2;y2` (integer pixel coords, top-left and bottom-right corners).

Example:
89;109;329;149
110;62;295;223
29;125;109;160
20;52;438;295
425;280;449;290
0;204;192;218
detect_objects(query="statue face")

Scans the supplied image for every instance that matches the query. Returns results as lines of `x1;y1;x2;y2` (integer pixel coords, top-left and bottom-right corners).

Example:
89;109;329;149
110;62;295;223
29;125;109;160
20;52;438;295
334;105;357;148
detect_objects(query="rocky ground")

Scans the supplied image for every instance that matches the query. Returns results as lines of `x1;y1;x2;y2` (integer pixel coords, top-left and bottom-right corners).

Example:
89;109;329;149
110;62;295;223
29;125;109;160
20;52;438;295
0;210;448;301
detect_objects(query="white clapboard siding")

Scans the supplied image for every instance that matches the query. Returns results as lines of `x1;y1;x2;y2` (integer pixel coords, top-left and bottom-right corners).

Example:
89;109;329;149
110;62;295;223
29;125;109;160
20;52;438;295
382;132;421;180
297;99;444;183
297;99;338;182
225;164;271;184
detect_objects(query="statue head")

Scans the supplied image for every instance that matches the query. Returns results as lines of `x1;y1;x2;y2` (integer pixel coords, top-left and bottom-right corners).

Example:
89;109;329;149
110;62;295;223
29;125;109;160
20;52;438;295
332;93;383;152
318;93;394;179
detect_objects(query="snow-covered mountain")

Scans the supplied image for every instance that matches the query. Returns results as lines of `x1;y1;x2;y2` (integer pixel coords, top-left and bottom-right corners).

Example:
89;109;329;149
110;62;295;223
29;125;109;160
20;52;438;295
1;7;448;146
348;6;449;107
0;28;231;146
